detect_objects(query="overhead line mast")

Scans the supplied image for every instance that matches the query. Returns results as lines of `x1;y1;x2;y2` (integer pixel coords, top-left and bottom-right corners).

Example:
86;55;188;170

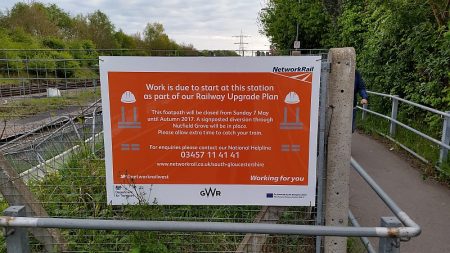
233;30;250;56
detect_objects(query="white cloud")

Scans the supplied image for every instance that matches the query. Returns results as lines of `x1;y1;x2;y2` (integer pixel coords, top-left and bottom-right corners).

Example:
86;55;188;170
0;0;269;50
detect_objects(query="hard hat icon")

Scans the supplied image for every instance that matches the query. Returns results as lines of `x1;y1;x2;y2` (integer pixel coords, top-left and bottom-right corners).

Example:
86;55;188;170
284;91;300;104
121;91;136;103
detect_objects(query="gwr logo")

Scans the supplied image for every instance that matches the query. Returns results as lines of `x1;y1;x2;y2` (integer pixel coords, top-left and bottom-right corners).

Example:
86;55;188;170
200;187;222;197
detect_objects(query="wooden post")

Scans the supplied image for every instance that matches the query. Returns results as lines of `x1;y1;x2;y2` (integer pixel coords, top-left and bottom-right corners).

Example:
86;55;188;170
0;154;67;252
235;206;287;253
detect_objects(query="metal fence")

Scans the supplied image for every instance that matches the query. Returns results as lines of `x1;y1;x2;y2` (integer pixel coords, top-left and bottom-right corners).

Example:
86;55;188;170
0;158;421;252
0;49;420;253
0;106;319;252
357;91;450;172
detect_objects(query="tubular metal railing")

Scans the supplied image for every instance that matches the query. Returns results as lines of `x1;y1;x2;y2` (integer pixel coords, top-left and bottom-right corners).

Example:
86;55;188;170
0;158;421;253
0;49;422;252
349;210;377;253
358;91;450;169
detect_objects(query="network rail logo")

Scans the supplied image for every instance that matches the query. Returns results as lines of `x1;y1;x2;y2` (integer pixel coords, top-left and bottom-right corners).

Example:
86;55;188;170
272;66;314;72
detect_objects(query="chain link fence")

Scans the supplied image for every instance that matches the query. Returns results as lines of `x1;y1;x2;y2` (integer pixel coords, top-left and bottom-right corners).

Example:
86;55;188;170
0;49;374;253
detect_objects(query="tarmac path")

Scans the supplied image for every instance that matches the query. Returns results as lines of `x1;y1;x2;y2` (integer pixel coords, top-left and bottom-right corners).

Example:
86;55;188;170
350;133;450;253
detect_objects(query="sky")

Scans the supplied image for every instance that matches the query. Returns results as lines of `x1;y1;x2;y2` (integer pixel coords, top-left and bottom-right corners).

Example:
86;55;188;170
0;0;271;51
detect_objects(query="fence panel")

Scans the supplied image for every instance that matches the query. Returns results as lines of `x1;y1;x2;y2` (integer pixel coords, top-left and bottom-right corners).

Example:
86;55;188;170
1;49;422;253
0;49;328;252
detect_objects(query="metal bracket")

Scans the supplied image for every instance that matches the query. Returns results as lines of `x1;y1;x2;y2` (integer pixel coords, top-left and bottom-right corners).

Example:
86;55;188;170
379;217;401;253
321;62;331;73
3;206;30;253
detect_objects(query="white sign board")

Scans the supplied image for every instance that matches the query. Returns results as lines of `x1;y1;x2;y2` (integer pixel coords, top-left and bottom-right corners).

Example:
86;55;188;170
100;56;321;206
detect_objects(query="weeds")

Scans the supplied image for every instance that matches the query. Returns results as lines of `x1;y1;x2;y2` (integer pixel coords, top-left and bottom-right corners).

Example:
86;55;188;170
24;146;262;252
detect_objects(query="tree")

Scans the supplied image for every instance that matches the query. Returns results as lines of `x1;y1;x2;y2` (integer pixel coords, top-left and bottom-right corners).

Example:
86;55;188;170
5;2;58;37
115;30;137;49
322;0;343;21
428;0;450;27
322;0;367;50
143;22;171;49
71;14;89;41
259;0;331;50
45;4;74;38
260;0;449;115
0;1;201;59
86;10;118;48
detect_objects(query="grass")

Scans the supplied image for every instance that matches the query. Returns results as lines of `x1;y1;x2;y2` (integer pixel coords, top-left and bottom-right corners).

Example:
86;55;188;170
0;144;318;252
0;88;100;119
347;237;369;253
73;68;99;79
0;75;24;85
0;122;316;252
0;67;99;86
22;147;263;252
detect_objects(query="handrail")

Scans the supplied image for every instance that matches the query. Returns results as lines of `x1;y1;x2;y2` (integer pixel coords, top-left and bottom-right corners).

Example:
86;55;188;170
361;90;450;167
0;215;419;238
0;158;421;239
366;90;393;98
348;210;376;253
366;91;450;118
357;106;450;150
351;158;421;237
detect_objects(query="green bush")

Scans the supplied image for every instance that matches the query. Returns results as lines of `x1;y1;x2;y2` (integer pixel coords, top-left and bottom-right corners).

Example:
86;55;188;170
47;50;80;78
68;40;98;63
42;36;65;49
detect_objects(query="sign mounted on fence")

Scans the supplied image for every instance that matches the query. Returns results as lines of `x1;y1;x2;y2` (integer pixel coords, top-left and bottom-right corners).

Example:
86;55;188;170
100;56;321;206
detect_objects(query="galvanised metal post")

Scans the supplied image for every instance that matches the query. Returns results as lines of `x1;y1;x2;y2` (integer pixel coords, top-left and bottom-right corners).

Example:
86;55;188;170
390;95;399;137
25;58;29;80
93;79;97;93
3;206;30;253
378;217;401;253
91;106;101;154
439;111;450;164
315;59;330;253
6;51;11;78
20;78;24;96
64;60;68;88
362;103;368;120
